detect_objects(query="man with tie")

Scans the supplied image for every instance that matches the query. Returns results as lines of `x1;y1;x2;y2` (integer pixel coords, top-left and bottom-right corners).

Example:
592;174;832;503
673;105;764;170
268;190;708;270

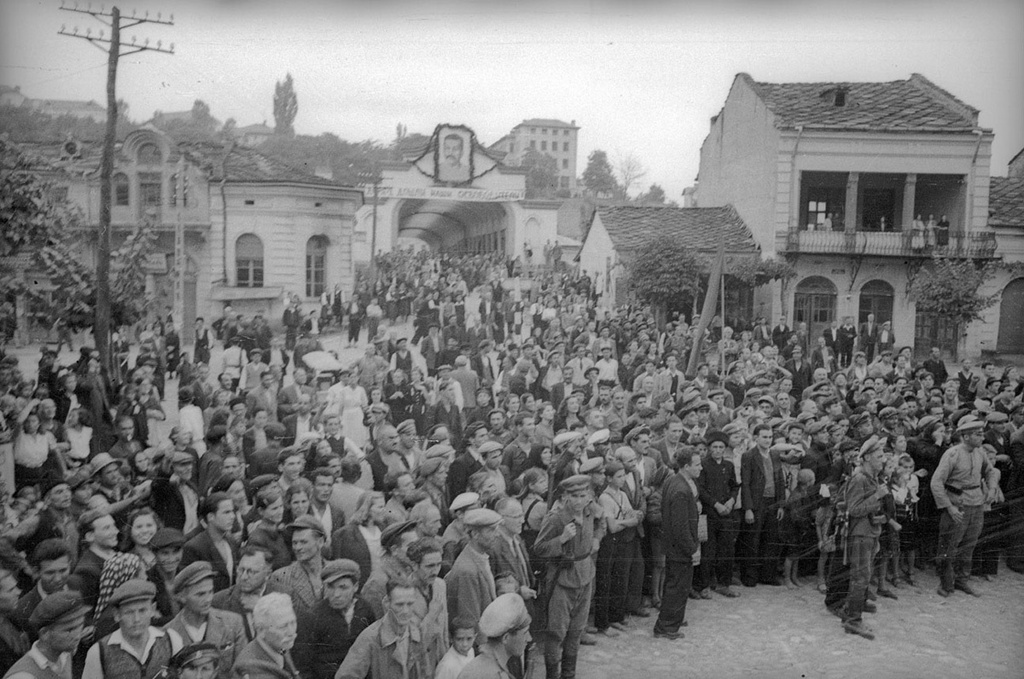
859;313;879;362
231;592;302;679
492;498;537;607
836;316;858;369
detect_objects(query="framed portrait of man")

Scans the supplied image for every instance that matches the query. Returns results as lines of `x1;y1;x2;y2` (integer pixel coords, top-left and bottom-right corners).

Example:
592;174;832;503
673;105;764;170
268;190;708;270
436;125;472;183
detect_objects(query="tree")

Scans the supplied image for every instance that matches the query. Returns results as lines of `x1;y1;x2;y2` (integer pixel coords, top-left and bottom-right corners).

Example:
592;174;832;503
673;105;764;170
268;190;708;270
910;258;998;342
627;238;707;309
273;73;298;137
582;149;619;197
520;148;558;198
615;152;647;198
221;117;237;136
636;183;666;205
730;257;797;287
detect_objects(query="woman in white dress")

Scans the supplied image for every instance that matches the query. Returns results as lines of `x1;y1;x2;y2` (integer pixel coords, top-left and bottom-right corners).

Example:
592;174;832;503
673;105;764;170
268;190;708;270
327;370;369;449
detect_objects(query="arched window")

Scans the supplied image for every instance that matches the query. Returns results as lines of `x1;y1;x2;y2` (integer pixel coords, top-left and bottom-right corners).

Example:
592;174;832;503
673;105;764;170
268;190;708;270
113;173;130;206
137;143;161;165
236;234;264;288
305;236;328;297
858;279;894;325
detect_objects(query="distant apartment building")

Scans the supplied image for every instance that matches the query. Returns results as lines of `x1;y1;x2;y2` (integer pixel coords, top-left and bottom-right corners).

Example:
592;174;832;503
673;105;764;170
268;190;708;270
491;118;580;193
1;85;106;122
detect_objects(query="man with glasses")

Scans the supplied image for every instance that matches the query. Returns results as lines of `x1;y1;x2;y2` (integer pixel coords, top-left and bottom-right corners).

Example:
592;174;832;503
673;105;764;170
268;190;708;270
931;415;999;598
212;547;272;642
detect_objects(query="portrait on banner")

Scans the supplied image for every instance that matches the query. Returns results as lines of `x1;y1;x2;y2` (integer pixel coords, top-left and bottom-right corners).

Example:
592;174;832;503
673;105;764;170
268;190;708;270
436;125;472;183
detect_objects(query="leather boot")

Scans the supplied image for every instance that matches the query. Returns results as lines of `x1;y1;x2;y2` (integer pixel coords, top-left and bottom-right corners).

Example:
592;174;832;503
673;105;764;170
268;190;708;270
561;654;579;679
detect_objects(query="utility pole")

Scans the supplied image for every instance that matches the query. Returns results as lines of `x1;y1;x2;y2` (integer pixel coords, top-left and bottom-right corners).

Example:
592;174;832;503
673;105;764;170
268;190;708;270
58;3;173;376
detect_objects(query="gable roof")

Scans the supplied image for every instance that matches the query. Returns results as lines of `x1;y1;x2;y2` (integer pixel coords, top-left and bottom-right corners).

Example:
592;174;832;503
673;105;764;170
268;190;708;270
190;143;343;187
741;73;980;132
593;205;759;254
989;177;1024;227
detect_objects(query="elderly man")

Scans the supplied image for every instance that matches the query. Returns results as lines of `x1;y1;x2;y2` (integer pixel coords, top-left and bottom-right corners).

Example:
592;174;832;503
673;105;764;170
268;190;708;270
231;592;299;679
335;579;430;679
294;560;376;679
82;580;184;679
458;593;532;679
4;591;88;679
164;562;247;678
266;516;327;617
931;415;998;599
444;509;502;630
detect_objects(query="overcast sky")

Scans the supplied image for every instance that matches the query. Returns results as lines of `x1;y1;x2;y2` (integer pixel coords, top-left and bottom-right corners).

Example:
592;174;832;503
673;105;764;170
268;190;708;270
3;0;1022;199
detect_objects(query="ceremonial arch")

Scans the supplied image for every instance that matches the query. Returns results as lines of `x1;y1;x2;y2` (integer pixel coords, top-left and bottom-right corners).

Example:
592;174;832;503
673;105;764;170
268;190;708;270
359;124;558;259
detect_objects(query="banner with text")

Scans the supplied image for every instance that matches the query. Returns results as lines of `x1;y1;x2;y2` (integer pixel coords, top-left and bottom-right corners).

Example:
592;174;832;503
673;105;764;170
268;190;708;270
374;185;525;202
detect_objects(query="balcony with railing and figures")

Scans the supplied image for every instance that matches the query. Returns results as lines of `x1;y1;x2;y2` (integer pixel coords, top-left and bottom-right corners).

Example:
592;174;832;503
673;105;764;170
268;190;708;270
785;225;997;259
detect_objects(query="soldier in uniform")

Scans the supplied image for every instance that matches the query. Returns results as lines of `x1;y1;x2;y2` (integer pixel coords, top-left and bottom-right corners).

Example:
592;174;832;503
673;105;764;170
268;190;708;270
840;437;886;640
532;475;599;679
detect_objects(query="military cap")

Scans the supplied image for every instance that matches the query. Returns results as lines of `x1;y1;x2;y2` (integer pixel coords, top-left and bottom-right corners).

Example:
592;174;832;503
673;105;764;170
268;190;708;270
396;419;417;435
380;520;419;550
580;457;604;474
286;515;326;539
878;406;900;420
322;559;361;585
173;561;216;592
478;440;503;456
559;474;592;493
168;643;221;672
89;453;119;477
956;415;985;433
29;591;89;630
109;579;157;608
478;592;531;638
553;431;583;447
463;508;503;529
450;492;480;513
151;528;185;551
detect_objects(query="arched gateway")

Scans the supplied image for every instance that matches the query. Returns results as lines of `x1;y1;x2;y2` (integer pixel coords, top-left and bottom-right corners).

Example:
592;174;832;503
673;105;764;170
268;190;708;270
359;124;560;259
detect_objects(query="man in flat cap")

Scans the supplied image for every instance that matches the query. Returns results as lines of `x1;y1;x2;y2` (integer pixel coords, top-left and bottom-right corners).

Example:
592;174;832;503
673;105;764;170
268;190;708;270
292;560;375;679
361;521;418;619
444;509;502;631
931;416;998;598
457;593;532;679
82;580;184;679
533;475;598;679
267;517;327;617
5;591;88;679
164;562;246;679
164;642;220;679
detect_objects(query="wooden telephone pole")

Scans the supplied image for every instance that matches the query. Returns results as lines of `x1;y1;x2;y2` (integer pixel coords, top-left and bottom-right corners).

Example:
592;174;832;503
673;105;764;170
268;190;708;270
58;3;173;376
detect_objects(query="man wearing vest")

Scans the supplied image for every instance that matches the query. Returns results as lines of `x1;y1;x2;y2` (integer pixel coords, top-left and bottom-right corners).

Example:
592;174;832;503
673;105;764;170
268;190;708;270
4;591;87;679
82;580;184;679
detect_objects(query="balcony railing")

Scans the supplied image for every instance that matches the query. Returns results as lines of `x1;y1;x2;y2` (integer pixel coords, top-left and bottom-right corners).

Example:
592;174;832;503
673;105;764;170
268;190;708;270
785;228;997;259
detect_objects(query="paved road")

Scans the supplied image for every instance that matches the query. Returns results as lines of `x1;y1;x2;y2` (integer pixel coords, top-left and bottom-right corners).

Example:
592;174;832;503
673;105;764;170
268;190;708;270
575;568;1024;679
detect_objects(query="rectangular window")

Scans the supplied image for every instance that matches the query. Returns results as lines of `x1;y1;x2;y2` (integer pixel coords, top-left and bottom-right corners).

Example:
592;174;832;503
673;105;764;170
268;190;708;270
114;178;129;206
542;128;547;134
530;128;536;133
562;159;569;169
541;141;547;151
563;142;569;152
237;260;263;288
306;252;325;297
139;173;162;208
564;130;569;136
529;140;535;149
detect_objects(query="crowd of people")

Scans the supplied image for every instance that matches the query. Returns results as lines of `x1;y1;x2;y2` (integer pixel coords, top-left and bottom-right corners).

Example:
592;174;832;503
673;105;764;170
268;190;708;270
0;245;1021;679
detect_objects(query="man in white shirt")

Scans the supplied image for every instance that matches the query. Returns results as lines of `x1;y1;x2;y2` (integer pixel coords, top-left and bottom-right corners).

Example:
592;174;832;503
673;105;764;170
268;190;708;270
595;345;620;386
6;591;87;679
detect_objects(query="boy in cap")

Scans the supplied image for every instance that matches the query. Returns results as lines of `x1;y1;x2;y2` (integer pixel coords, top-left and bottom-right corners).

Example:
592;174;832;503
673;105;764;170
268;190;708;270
163;562;245;679
292;560;375;679
4;591;88;679
457;593;531;679
82;580;184;679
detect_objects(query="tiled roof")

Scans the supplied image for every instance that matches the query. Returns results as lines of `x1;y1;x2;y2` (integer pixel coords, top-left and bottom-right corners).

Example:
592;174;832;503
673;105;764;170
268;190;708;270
516;118;577;128
595;205;759;254
989;177;1024;227
743;73;979;132
198;144;344;187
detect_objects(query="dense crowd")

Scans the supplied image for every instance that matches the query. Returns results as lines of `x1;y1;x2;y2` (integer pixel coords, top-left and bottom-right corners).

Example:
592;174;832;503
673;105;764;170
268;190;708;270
0;246;1021;679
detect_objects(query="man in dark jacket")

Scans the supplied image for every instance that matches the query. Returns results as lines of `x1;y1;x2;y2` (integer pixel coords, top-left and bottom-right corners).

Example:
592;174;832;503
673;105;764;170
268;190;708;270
653;448;701;640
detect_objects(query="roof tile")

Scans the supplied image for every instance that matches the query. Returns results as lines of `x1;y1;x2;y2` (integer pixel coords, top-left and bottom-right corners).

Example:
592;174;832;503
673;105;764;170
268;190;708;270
595;205;759;254
989;177;1024;227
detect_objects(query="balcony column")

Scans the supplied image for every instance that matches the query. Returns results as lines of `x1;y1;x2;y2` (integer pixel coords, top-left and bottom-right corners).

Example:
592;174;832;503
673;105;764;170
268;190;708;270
902;173;917;232
844;172;859;232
